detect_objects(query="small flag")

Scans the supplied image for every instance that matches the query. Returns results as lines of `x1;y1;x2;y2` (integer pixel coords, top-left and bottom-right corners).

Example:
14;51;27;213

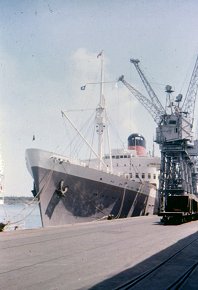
81;85;86;90
97;50;103;58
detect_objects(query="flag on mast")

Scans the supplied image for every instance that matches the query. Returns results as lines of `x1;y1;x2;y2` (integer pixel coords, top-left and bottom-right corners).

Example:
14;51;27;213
97;50;103;58
80;85;86;90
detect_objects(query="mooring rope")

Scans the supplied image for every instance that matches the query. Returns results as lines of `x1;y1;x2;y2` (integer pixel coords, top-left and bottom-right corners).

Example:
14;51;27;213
2;162;56;230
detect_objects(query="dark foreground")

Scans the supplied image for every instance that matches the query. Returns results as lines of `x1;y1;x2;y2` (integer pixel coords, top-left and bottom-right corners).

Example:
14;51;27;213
0;216;198;290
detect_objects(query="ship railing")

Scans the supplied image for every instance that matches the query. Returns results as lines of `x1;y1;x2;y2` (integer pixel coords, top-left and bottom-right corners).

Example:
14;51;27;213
51;155;136;177
50;155;86;167
50;154;115;173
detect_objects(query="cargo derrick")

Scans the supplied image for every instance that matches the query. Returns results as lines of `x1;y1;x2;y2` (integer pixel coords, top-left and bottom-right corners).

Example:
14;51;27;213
119;56;198;223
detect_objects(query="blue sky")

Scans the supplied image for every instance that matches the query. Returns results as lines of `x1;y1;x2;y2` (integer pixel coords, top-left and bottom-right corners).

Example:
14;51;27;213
0;0;198;196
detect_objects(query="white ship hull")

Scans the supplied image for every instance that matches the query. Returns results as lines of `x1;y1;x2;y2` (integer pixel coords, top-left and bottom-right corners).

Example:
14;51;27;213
26;148;157;227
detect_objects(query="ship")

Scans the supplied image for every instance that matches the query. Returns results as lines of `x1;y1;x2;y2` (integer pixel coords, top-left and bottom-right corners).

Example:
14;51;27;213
25;52;160;227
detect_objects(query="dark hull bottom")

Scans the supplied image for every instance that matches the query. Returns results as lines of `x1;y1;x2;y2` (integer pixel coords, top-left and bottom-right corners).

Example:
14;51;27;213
32;166;156;227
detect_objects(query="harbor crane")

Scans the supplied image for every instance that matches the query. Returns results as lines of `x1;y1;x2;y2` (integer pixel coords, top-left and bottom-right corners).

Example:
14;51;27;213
119;55;198;223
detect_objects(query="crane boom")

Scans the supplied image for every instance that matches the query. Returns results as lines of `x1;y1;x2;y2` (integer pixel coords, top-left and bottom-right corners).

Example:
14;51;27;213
182;55;198;128
118;75;162;124
130;59;165;115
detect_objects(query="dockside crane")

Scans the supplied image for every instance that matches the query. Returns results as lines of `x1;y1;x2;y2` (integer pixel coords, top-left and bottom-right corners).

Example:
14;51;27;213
119;56;198;223
118;75;162;124
130;59;165;116
182;55;198;130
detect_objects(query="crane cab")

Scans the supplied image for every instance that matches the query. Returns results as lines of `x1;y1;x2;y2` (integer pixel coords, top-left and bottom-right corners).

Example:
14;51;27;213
156;113;192;144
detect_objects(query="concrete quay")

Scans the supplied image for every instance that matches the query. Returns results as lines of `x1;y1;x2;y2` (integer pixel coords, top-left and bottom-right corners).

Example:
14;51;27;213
0;216;198;290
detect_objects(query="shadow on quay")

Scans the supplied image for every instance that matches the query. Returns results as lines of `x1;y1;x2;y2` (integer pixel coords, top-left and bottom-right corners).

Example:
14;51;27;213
88;230;198;290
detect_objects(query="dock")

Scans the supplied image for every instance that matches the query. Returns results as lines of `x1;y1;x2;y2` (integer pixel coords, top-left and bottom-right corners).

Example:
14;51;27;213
1;216;198;289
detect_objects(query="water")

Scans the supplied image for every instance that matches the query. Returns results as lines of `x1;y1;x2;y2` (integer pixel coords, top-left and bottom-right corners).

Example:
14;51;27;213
0;202;42;230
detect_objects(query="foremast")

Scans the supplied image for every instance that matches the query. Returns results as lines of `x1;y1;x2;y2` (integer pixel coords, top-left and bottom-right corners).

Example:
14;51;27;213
62;50;112;172
95;50;107;170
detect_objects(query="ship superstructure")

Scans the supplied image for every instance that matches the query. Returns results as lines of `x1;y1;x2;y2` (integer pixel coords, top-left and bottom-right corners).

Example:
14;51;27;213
86;133;159;186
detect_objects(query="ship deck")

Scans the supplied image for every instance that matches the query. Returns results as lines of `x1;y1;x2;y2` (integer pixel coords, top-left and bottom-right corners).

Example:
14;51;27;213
1;216;198;289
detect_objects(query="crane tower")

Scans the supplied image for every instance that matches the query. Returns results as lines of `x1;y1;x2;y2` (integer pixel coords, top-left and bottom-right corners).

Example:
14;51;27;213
119;56;198;223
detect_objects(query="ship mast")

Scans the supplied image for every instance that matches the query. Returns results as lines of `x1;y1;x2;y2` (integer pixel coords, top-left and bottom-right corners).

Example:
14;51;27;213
96;50;105;170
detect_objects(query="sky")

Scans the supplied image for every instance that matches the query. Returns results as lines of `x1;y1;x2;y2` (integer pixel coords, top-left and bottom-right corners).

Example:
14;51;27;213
0;0;198;196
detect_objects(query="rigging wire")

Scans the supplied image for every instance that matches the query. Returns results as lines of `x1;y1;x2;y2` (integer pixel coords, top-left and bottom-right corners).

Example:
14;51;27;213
70;111;96;158
59;108;96;156
88;122;96;164
3;163;56;230
106;114;125;149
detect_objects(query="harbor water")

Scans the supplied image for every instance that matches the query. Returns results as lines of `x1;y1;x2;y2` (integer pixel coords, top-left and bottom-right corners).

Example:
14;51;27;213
0;202;42;230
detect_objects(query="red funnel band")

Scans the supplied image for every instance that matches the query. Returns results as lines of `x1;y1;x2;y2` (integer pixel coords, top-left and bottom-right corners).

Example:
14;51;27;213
128;146;146;156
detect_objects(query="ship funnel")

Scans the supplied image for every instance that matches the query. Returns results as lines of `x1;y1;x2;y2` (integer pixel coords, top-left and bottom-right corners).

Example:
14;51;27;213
128;133;146;156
